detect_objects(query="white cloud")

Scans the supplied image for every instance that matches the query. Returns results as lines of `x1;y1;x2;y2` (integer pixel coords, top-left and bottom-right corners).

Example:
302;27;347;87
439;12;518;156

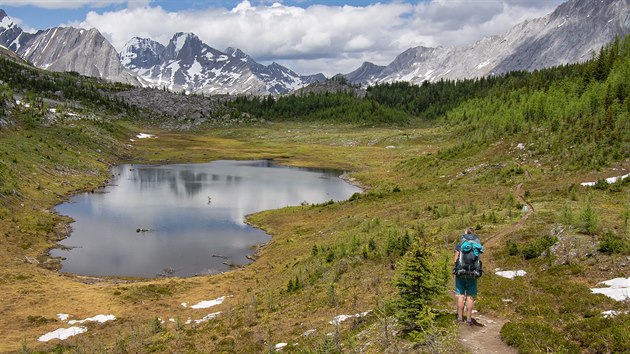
73;0;565;76
0;0;149;9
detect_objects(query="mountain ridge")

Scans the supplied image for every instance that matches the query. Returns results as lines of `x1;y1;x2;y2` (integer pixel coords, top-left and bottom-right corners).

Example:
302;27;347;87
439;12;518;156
119;32;326;95
1;0;629;94
343;0;630;85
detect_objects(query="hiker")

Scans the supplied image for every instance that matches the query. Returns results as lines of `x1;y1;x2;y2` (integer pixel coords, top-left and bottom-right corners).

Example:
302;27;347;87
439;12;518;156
453;227;483;325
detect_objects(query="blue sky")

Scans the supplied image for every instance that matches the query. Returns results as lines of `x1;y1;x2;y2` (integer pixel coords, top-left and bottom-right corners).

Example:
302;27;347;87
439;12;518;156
0;0;564;75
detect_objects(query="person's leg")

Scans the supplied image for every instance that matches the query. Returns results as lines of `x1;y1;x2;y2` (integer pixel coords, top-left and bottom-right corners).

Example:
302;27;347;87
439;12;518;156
465;295;475;322
465;278;478;324
455;277;465;321
456;295;465;321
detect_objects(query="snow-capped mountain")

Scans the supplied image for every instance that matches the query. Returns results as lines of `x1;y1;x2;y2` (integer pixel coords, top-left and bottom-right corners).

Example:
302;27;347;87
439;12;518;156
0;10;34;52
345;0;630;85
0;10;140;86
120;32;325;95
119;37;165;71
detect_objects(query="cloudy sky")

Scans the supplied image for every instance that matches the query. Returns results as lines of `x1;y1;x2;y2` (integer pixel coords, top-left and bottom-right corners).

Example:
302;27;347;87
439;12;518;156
0;0;565;76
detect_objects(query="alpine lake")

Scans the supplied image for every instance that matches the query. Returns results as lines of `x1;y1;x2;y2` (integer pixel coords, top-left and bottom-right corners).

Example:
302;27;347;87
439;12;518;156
51;160;362;278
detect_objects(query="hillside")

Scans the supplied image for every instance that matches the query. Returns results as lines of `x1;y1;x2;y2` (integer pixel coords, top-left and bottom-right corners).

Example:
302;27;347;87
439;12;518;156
0;34;629;353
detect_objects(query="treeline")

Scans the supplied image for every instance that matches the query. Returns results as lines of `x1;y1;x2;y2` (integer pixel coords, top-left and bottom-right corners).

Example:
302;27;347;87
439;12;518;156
229;92;410;125
0;57;134;114
442;35;630;169
366;63;586;120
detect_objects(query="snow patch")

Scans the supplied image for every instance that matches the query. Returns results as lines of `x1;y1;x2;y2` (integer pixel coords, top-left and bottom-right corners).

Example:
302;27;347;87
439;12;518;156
67;314;116;325
581;173;629;187
38;326;87;342
591;277;630;301
173;33;189;53
601;310;627;318
275;343;288;351
476;60;491;70
0;16;15;29
495;270;527;279
329;311;371;325
185;311;221;324
136;133;156;139
188;59;203;77
303;329;316;336
57;314;70;321
189;296;225;309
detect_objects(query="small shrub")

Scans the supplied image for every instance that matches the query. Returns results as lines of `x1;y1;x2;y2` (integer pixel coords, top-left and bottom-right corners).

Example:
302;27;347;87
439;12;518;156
506;239;519;256
501;321;577;353
598;231;628;254
349;192;362;201
385;230;412;256
579;201;599;235
560;205;574;225
368;237;377;251
151;317;163;334
325;249;335;263
521;235;558;260
568;315;630;353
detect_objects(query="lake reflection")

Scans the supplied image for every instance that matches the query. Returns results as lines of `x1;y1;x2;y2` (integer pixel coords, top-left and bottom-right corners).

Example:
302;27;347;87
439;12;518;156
51;160;362;278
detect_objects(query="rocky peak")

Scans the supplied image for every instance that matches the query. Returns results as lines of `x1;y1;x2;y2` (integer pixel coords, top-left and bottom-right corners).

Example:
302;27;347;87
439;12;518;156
344;62;385;84
0;9;30;52
165;32;202;59
226;47;249;60
119;37;165;70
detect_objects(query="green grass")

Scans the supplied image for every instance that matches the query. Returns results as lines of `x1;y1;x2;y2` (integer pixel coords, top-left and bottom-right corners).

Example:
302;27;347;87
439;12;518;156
1;118;629;352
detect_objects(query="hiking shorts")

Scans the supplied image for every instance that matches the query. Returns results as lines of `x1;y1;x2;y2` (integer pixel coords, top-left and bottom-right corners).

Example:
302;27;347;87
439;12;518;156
455;276;478;297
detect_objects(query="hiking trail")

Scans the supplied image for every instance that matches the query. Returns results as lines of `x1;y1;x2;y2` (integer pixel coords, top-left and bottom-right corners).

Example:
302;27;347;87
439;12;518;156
457;181;533;353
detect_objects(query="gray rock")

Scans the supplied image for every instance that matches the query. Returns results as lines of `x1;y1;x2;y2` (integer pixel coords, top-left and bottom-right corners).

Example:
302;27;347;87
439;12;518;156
345;0;630;85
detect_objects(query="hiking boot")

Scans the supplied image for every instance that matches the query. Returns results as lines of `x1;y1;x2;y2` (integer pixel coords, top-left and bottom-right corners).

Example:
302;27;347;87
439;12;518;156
456;318;464;324
466;319;474;326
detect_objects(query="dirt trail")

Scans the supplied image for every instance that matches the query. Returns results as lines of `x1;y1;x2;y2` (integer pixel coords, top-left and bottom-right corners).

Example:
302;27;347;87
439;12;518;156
458;181;533;353
458;313;517;354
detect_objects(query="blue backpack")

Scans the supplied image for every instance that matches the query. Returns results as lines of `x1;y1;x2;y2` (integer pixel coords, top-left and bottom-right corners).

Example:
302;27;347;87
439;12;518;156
454;234;484;278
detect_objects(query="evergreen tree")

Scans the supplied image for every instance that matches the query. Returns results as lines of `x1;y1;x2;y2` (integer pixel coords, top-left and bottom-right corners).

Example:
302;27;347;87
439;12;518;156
394;241;450;342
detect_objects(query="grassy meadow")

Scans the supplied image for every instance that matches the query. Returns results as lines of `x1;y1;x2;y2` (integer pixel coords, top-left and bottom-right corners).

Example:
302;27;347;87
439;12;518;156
1;118;628;353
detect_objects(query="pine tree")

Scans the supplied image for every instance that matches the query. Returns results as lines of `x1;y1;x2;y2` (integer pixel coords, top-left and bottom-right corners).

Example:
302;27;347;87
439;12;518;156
394;241;450;342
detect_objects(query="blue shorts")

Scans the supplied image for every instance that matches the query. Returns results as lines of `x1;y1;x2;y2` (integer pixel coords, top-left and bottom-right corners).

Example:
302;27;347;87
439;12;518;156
455;276;477;297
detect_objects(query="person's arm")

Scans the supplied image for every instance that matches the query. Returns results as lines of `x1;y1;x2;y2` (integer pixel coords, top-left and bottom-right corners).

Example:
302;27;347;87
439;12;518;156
453;250;459;263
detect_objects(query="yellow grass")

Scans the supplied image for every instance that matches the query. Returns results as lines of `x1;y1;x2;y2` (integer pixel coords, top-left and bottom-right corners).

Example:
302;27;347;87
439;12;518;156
1;122;628;352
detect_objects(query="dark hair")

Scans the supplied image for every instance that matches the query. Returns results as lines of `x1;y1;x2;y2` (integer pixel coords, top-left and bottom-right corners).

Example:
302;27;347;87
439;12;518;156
464;227;475;235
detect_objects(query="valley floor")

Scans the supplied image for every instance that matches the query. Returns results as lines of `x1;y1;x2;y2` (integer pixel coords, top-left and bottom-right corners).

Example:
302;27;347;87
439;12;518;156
1;123;629;353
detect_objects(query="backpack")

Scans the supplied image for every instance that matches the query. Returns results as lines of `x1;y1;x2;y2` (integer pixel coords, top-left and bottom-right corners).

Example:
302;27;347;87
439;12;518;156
454;234;484;279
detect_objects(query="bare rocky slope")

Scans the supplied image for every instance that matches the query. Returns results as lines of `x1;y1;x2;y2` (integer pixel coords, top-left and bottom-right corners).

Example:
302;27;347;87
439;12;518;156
0;10;139;86
344;0;630;85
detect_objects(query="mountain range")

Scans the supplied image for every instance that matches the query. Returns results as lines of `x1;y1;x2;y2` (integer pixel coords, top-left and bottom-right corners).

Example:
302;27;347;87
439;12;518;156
119;33;325;95
1;0;629;95
344;0;630;85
